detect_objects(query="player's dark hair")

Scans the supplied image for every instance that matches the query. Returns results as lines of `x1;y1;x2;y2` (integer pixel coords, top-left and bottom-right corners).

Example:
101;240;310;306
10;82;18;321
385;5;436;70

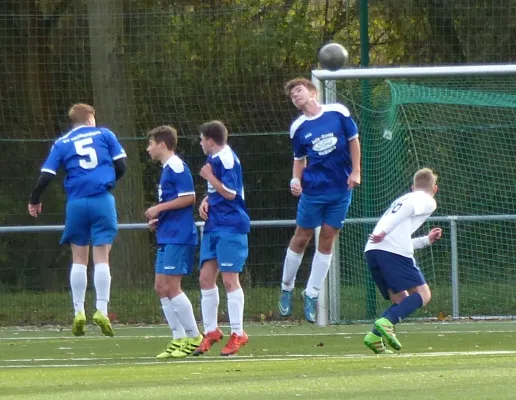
68;103;95;125
198;120;228;146
147;125;178;150
284;78;317;97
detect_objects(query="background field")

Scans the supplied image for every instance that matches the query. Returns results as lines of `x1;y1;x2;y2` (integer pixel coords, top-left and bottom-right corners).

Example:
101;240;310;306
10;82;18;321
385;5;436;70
2;321;516;399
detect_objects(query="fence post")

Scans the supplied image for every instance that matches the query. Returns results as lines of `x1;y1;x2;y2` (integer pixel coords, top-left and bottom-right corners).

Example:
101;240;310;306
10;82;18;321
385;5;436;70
450;218;459;318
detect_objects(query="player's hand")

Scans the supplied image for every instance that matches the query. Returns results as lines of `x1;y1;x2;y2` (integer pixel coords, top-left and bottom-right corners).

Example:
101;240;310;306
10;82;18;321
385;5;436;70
290;178;302;197
145;205;160;220
199;197;209;220
200;163;214;181
348;170;361;189
369;231;386;243
427;227;442;244
148;218;158;231
28;203;42;218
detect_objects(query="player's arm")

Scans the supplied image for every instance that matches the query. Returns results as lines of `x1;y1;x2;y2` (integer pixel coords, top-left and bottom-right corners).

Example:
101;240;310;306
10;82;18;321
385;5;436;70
290;158;306;196
348;137;361;188
151;194;195;214
29;172;55;205
28;143;61;217
200;163;236;201
369;201;414;243
103;128;127;181
114;157;127;181
290;127;306;196
412;228;443;249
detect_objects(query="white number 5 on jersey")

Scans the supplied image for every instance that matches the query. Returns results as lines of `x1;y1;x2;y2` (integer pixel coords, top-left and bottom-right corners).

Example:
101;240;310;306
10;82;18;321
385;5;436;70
74;138;98;169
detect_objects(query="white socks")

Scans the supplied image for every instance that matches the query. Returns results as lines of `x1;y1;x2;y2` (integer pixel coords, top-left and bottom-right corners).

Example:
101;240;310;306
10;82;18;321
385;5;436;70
94;263;111;315
160;297;186;339
305;251;332;299
227;288;244;335
171;292;200;338
200;287;219;333
70;264;87;315
281;248;304;291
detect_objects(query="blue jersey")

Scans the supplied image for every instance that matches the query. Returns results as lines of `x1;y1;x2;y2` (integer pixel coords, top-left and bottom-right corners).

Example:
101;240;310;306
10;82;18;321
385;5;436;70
156;155;198;246
204;146;250;234
42;126;126;200
290;104;358;196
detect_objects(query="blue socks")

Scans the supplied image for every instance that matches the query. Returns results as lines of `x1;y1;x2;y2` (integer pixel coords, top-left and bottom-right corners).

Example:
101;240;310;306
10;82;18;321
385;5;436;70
385;293;423;324
372;293;424;335
371;303;398;336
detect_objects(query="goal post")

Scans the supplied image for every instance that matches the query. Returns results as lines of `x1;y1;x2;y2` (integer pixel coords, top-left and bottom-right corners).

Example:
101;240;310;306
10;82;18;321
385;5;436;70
312;64;516;326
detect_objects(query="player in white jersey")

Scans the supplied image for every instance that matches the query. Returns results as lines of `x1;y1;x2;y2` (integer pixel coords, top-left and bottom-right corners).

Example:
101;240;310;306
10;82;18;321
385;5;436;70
363;168;442;354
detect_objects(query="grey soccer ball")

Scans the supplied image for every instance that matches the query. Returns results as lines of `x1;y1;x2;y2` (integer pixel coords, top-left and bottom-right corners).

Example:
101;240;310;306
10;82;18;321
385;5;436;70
318;43;349;71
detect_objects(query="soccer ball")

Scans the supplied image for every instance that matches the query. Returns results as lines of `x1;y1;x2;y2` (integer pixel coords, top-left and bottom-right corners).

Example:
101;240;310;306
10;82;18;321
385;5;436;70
317;43;349;71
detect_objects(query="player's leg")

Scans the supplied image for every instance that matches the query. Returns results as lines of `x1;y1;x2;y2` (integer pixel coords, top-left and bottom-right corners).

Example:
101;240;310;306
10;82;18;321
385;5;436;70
373;252;427;350
301;193;351;323
70;244;89;337
91;244;114;337
61;198;90;336
218;233;249;356
193;232;223;356
279;193;320;317
153;245;185;358
89;193;118;337
161;245;202;358
279;226;313;317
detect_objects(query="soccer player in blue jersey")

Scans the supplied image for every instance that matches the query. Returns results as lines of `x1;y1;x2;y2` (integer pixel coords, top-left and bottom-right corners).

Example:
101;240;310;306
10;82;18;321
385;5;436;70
144;125;203;358
278;78;361;323
28;103;127;336
192;120;251;356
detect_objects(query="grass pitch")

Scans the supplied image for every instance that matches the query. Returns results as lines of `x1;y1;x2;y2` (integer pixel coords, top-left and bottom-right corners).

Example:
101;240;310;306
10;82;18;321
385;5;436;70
1;322;516;399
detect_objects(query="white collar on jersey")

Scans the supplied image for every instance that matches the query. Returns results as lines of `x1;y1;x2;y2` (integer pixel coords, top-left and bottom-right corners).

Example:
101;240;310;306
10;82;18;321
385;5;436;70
162;155;184;173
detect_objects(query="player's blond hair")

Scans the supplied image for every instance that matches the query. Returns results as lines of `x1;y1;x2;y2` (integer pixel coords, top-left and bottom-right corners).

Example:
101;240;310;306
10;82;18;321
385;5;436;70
68;103;95;125
413;168;438;191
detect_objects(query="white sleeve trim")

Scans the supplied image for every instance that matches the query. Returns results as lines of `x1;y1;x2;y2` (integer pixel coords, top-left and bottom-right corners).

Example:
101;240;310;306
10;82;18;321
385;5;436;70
348;134;359;141
177;191;195;197
222;184;237;195
113;153;127;161
293;156;306;160
41;168;56;175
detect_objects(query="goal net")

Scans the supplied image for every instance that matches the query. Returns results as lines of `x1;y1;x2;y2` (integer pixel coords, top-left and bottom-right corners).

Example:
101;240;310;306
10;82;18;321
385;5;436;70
322;71;516;322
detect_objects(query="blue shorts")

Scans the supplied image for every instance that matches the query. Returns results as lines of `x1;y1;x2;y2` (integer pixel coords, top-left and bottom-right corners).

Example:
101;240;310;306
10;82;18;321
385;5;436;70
200;231;248;273
296;191;352;229
155;244;195;276
61;192;117;246
365;250;426;300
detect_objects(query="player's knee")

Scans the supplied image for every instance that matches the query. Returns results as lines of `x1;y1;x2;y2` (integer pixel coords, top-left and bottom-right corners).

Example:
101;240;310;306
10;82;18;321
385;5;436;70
222;274;240;292
154;281;168;298
420;288;432;306
290;230;312;252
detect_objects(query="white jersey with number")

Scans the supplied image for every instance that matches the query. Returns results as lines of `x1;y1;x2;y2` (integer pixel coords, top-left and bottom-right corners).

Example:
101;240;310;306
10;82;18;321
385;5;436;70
364;190;437;258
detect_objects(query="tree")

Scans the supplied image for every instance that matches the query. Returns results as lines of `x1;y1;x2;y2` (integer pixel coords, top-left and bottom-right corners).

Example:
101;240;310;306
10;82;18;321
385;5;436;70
87;0;151;287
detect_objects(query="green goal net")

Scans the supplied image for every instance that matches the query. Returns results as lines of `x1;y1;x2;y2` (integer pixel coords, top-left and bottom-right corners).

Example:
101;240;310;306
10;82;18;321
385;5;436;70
335;76;516;322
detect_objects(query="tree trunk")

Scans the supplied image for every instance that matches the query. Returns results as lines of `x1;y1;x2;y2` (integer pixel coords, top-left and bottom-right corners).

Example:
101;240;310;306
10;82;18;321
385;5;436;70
86;0;150;288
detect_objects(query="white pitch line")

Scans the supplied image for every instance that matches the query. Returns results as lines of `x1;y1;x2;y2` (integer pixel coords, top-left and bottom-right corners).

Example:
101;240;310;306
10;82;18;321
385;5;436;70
1;329;516;341
2;350;516;369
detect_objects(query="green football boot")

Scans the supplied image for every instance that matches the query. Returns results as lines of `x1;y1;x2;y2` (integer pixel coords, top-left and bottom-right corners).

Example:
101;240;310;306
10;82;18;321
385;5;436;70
72;311;86;337
364;331;393;354
156;338;187;359
93;310;114;337
170;335;204;358
374;317;402;350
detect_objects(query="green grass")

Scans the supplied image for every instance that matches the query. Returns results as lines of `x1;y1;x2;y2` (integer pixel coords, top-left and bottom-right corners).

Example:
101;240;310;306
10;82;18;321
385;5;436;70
2;283;516;326
1;322;516;399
